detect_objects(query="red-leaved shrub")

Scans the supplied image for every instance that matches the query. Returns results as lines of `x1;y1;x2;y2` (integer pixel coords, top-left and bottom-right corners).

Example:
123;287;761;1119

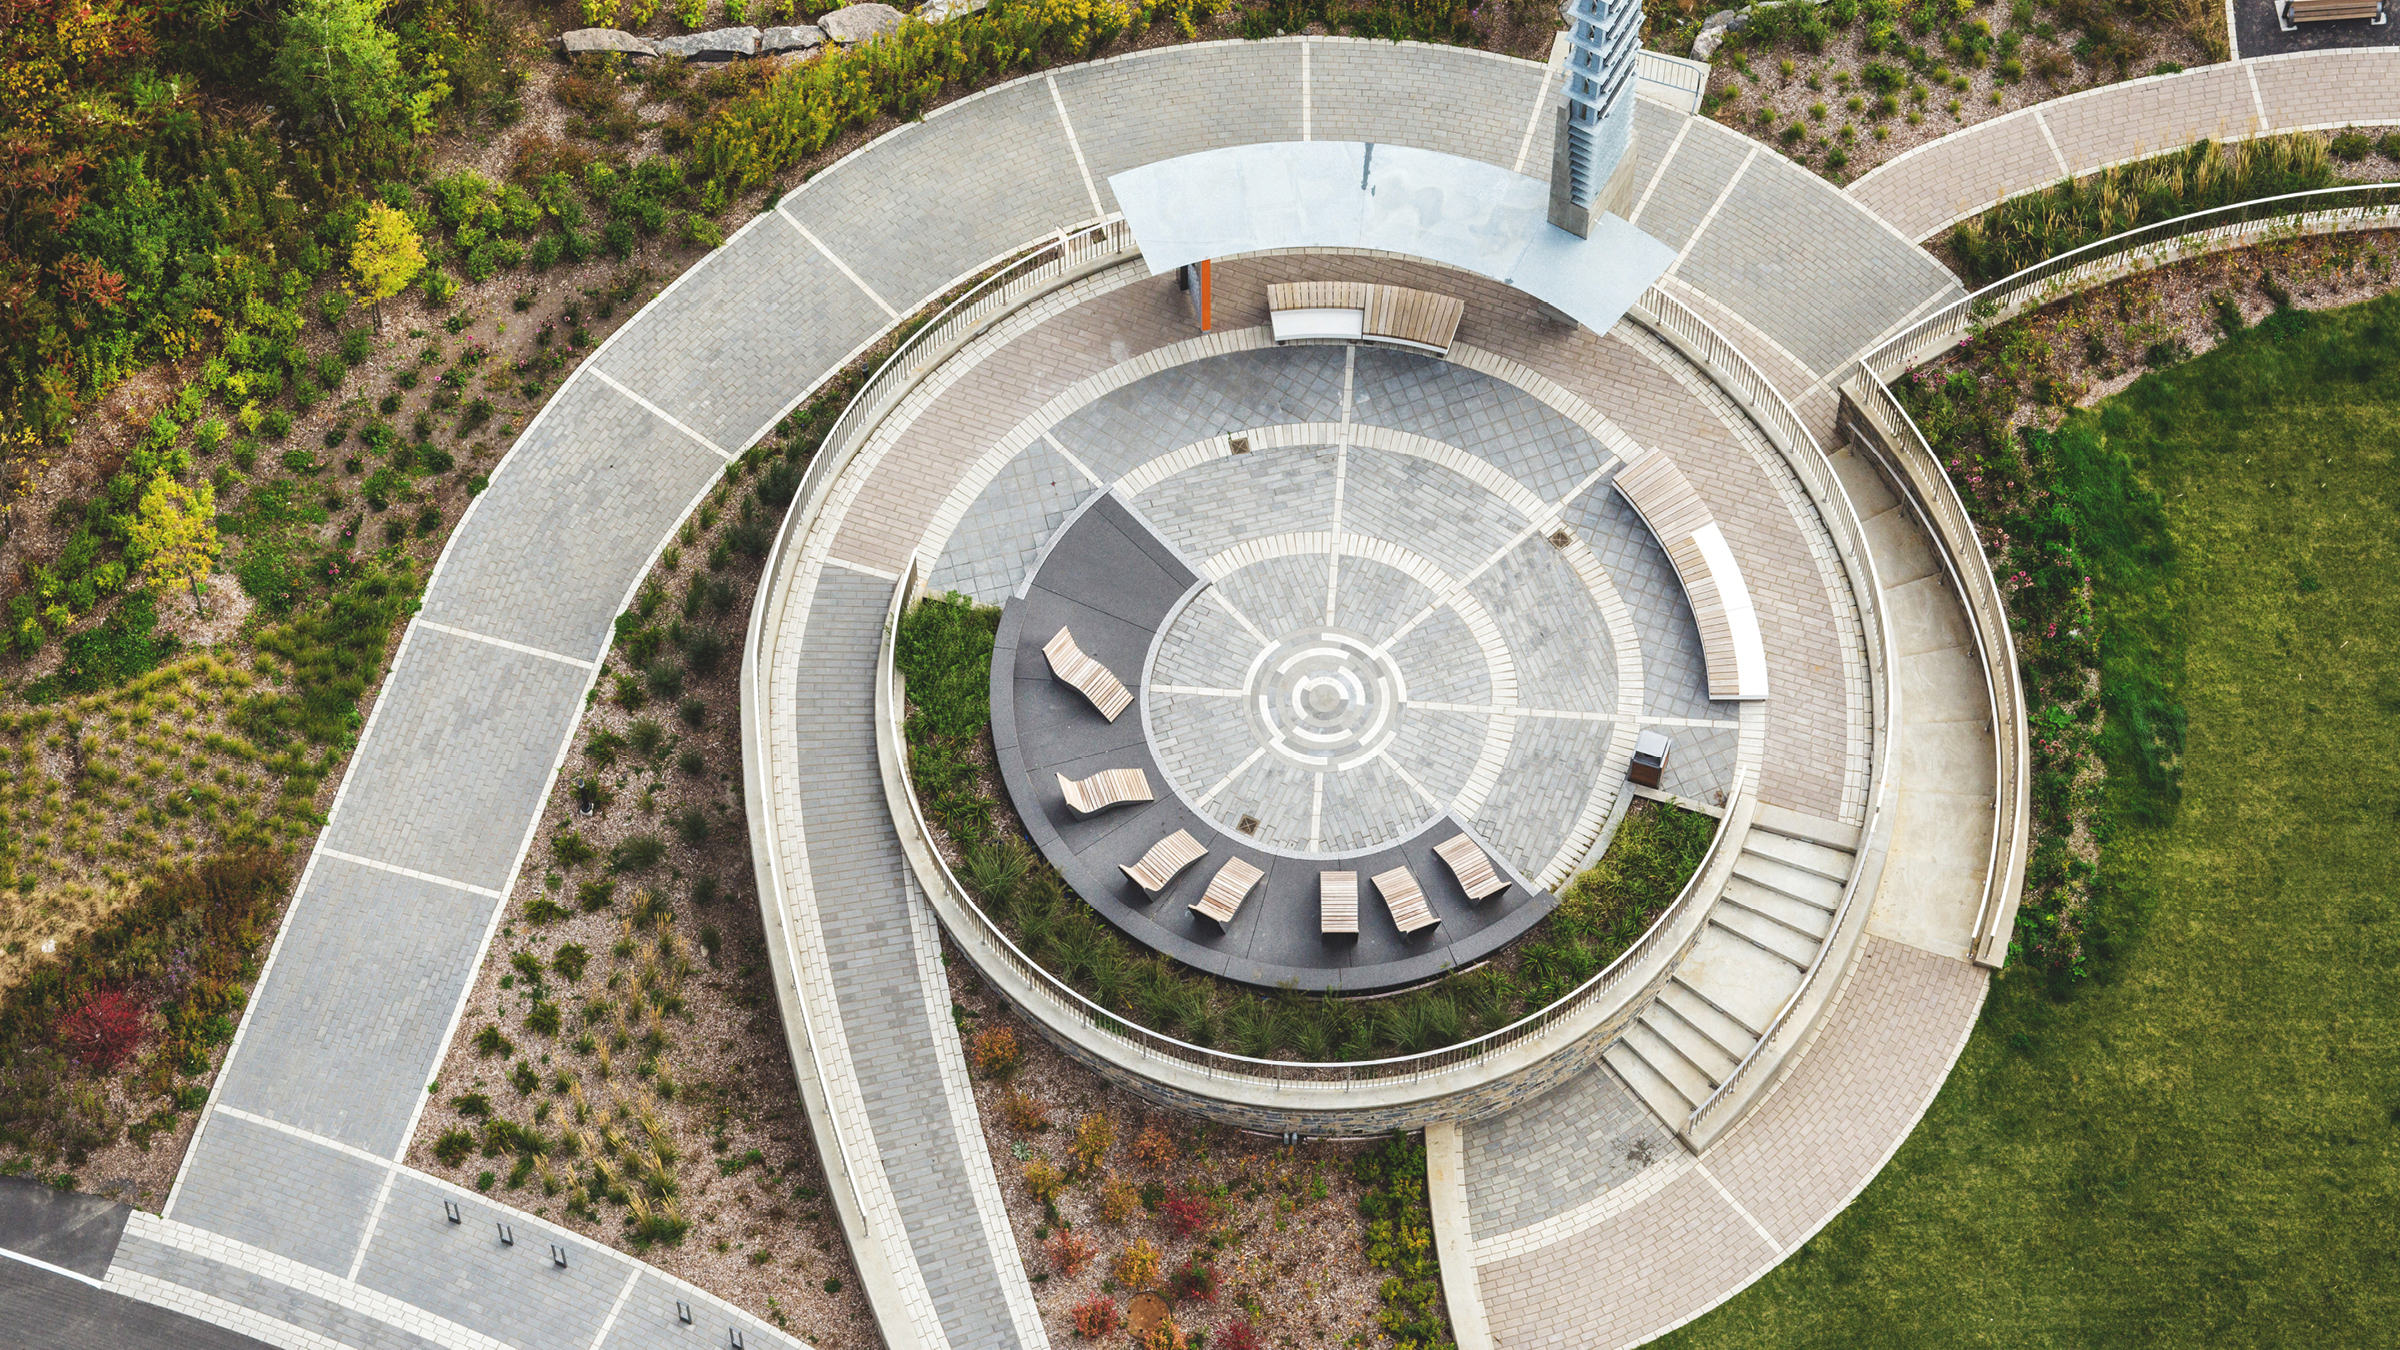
1219;1320;1264;1350
1158;1187;1213;1238
1046;1230;1097;1277
1166;1255;1217;1303
1070;1296;1119;1338
57;987;145;1069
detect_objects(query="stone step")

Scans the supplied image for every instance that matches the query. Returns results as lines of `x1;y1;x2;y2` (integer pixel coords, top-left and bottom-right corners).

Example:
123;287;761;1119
1750;800;1863;852
1732;851;1847;909
1718;884;1834;943
1667;973;1765;1041
1709;906;1819;968
1676;924;1805;1031
1642;997;1744;1081
1604;1038;1701;1131
1826;444;1901;519
1741;828;1855;883
1618;1021;1712;1112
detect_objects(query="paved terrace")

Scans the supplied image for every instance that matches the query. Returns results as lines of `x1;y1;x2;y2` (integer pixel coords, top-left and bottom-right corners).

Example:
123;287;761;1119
31;31;2372;1350
1849;48;2400;244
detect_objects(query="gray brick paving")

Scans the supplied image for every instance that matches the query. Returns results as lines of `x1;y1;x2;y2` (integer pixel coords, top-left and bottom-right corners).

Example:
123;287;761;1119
1563;476;1722;722
1054;44;1308;212
418;378;727;659
1135;443;1339;561
1331;553;1438;647
0;1257;275;1350
167;1116;387;1276
794;75;1098;310
928;438;1099;603
1671;117;1962;376
1306;40;1545;166
213;856;494;1156
1653;724;1738;805
353;1172;621;1349
1335;449;1532;590
1349;349;1607;505
1463;1064;1676;1237
1387;608;1494;706
1622;99;1752;254
111;1231;444;1350
1465;715;1612;879
1209;551;1330;640
796;569;1021;1348
1465;534;1615;715
1055;347;1349;481
597;213;891;454
318;627;588;894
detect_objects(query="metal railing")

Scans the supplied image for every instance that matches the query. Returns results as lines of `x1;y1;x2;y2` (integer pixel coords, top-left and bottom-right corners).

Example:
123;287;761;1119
882;549;1754;1089
1865;182;2400;380
1628;286;1905;1145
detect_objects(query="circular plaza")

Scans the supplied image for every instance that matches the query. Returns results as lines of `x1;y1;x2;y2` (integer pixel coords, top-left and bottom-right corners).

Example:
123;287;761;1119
980;337;1740;992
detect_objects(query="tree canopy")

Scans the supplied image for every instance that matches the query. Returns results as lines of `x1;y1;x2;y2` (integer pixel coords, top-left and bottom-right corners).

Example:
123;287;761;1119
269;0;408;136
129;475;220;615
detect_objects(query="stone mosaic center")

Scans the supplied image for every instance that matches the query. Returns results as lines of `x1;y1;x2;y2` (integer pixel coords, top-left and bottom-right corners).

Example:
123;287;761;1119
1243;626;1408;770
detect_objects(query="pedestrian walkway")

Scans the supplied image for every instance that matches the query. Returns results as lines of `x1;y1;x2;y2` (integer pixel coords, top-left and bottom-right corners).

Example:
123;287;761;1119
1848;49;2400;243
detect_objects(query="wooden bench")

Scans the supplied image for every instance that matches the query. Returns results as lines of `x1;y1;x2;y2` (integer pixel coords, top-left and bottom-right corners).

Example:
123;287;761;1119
1121;830;1206;894
2282;0;2384;24
1192;857;1265;925
1612;453;1769;701
1058;768;1153;815
1043;627;1134;721
1433;834;1509;901
1372;866;1440;934
1320;871;1359;934
1267;282;1466;357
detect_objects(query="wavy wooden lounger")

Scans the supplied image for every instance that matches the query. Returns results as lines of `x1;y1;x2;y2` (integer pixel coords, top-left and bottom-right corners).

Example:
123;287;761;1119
1120;830;1206;895
1192;857;1265;925
1058;768;1153;815
1320;871;1359;935
1434;833;1509;901
1043;627;1134;721
1371;866;1440;934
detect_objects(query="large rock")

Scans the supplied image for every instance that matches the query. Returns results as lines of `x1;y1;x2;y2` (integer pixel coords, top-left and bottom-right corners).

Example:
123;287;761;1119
657;26;760;60
557;28;660;57
758;23;826;53
919;0;989;21
819;3;904;43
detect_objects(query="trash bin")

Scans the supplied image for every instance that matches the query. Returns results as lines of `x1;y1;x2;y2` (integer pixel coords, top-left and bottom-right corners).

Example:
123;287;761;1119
1628;729;1672;788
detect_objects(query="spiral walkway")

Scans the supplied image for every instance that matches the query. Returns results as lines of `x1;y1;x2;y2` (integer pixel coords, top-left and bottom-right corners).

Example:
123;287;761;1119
12;33;2390;1350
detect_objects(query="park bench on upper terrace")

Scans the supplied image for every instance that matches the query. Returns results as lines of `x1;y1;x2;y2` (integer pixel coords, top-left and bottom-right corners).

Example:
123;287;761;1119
1267;282;1466;357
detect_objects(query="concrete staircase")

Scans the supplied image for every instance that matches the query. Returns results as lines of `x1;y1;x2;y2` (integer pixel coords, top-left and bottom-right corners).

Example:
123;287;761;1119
1603;807;1862;1132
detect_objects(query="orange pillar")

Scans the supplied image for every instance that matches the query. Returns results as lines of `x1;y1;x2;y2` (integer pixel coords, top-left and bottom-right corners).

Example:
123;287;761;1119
1199;258;1213;332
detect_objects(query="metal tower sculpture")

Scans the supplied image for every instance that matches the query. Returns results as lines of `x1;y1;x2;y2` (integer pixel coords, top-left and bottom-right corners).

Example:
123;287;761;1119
1549;0;1642;237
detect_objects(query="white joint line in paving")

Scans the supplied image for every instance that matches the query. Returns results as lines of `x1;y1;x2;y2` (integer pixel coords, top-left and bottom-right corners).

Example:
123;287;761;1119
346;1164;398;1283
901;869;1050;1348
2245;61;2269;133
0;1241;109;1291
1046;73;1105;221
1668;144;1759;279
828;556;904;582
118;1212;515;1350
1695;1159;1783;1254
2032;108;2072;179
1301;40;1313;140
587;1266;642;1350
1326;347;1354;624
1466;1142;1701;1266
1627;112;1694;227
1309;772;1327;851
1539;718;1642;889
1041;430;1107;490
105;1267;355;1350
776;203;901;318
1515;32;1571;174
412;618;599;671
590;366;734;460
309;845;506;898
1195;745;1270;808
1151;683;1245;697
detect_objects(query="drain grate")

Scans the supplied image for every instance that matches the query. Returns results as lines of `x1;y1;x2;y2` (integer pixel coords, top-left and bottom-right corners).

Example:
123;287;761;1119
1237;814;1261;836
1229;435;1252;455
1549;529;1572;549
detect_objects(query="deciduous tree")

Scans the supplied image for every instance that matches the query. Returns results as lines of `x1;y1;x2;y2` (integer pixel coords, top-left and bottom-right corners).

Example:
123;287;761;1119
350;201;425;332
129;475;219;616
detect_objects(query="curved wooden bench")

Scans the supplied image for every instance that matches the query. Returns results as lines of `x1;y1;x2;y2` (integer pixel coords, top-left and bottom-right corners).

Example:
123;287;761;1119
1043;626;1134;721
1268;282;1465;356
1058;768;1153;815
1612;452;1769;701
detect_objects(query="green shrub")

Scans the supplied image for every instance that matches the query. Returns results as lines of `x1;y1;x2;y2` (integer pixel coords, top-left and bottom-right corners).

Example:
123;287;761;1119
472;1026;513;1057
434;1128;477;1166
24;594;178;704
610;834;667;873
553;943;590;981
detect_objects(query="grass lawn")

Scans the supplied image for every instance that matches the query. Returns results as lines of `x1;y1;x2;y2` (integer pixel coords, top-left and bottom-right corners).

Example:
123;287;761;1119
1660;298;2400;1346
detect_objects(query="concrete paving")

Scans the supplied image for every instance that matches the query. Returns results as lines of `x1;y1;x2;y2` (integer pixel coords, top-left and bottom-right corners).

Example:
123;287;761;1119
1849;49;2400;244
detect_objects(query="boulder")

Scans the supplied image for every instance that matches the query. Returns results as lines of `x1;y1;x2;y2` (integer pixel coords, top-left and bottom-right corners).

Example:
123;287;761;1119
819;2;904;43
657;26;760;60
758;23;827;53
1692;7;1748;59
557;28;660;57
919;0;989;21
